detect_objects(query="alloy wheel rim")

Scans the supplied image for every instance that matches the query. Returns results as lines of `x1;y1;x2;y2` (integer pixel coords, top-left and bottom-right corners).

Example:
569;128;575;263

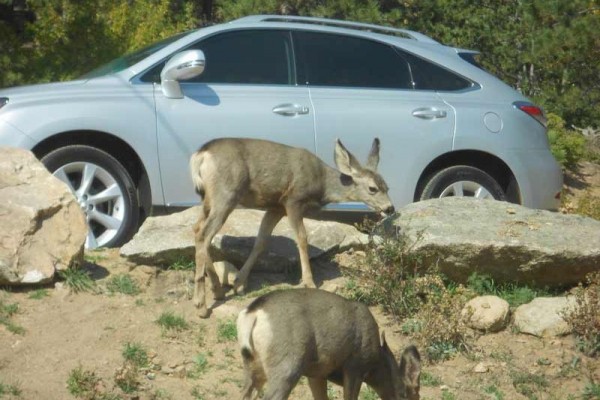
53;162;125;248
438;180;494;199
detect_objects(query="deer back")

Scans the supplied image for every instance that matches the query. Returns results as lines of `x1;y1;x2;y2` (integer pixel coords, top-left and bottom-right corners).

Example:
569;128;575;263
191;138;328;209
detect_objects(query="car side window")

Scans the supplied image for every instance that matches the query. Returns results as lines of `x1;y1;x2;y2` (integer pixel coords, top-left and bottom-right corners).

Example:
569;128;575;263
185;29;293;85
293;31;412;90
400;50;473;91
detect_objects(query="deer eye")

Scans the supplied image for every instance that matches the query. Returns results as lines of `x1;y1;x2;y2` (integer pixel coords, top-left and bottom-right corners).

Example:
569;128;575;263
368;186;379;194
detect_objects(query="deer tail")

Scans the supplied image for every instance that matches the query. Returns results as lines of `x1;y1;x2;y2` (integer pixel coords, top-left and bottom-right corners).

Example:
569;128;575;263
237;309;258;361
189;151;206;198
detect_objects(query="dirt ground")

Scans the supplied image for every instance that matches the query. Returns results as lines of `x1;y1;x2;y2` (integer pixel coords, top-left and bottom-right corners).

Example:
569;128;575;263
1;162;599;400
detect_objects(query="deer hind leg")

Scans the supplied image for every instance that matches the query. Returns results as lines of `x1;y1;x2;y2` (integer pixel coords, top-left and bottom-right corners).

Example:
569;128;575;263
307;378;329;400
261;367;302;400
234;208;284;294
193;199;235;318
285;204;316;289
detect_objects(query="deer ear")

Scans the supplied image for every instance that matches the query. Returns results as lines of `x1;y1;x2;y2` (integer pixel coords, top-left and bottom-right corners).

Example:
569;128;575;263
334;139;362;176
399;345;421;390
366;138;380;171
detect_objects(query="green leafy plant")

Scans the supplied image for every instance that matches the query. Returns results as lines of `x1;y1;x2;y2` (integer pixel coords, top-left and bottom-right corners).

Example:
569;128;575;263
466;272;553;308
547;113;587;169
0;381;22;398
28;289;49;300
167;257;195;271
0;298;24;335
121;342;149;369
66;366;102;399
217;319;237;343
583;382;600;400
187;353;209;379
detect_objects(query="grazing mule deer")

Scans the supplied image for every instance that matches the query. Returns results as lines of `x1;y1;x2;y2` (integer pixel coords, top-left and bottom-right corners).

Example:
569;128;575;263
237;289;421;400
190;138;394;317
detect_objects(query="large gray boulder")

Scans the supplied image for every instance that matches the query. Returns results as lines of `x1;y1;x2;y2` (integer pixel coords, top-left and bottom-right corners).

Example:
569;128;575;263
120;206;368;272
0;148;87;285
389;198;600;288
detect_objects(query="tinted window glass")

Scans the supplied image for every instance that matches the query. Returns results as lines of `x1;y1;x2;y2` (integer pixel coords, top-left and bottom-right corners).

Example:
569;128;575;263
402;51;472;91
141;30;293;84
294;31;412;89
188;30;293;84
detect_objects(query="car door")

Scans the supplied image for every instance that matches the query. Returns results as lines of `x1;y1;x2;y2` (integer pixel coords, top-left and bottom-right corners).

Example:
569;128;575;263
293;31;455;209
154;29;314;207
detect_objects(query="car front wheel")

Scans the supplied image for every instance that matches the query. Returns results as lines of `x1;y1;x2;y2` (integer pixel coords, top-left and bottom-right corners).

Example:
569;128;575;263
419;165;506;201
41;145;140;249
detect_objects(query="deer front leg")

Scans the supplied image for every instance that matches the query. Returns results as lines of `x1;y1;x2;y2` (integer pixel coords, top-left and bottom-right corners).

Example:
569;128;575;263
234;208;284;294
285;206;316;289
342;371;363;400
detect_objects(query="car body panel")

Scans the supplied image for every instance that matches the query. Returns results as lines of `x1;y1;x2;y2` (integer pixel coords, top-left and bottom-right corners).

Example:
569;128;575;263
309;87;455;208
0;15;563;219
155;83;315;207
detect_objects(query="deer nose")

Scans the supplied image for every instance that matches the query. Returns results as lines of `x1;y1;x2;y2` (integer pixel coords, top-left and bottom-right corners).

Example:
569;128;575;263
384;205;395;215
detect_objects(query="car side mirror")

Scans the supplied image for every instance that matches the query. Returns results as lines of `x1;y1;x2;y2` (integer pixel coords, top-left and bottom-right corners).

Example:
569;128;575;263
160;50;206;99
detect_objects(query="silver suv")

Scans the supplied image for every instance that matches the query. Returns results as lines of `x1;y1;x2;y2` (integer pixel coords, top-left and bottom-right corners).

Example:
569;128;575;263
0;15;563;248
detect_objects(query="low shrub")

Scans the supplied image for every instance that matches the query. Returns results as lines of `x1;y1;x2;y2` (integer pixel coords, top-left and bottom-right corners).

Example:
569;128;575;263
562;272;600;357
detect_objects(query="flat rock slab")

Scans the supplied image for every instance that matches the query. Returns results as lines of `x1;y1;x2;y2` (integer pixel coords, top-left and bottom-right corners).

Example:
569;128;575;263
120;207;368;272
388;197;600;288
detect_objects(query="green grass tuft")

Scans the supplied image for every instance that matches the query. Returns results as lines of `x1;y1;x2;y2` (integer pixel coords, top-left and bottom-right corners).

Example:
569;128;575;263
58;268;96;293
106;274;140;296
156;311;189;333
216;319;237;343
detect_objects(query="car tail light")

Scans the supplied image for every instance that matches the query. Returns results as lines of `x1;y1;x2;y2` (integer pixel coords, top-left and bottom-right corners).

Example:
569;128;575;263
513;101;547;128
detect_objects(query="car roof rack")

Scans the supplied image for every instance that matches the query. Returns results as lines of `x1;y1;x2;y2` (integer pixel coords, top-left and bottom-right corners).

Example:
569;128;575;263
231;15;440;44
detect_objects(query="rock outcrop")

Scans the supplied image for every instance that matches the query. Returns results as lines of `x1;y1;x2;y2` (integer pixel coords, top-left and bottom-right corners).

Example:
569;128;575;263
389;198;600;288
0;148;87;285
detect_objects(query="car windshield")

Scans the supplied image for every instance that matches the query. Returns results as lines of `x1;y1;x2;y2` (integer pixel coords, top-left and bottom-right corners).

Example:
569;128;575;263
80;31;193;79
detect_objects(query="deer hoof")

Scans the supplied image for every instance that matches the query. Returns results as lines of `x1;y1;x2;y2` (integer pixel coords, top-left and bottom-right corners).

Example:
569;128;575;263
233;284;246;296
198;306;210;319
213;287;227;301
301;281;317;289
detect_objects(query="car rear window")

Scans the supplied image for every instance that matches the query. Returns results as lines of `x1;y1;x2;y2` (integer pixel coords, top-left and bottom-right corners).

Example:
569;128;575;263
401;51;473;91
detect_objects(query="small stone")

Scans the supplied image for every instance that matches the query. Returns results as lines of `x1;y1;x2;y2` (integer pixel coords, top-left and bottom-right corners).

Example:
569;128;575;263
146;372;156;380
462;295;509;332
473;362;489;373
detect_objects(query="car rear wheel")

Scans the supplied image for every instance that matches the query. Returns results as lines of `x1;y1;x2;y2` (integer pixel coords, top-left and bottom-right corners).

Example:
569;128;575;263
420;165;506;201
41;145;139;249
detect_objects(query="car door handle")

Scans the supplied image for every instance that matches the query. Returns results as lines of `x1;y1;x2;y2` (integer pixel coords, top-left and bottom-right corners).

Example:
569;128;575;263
412;108;447;119
272;104;310;116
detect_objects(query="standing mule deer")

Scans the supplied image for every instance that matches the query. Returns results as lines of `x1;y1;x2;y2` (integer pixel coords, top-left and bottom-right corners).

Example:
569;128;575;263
190;137;394;317
237;288;421;400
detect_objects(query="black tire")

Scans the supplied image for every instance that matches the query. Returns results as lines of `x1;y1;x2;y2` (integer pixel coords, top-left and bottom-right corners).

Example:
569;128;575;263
419;165;506;201
41;145;140;248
